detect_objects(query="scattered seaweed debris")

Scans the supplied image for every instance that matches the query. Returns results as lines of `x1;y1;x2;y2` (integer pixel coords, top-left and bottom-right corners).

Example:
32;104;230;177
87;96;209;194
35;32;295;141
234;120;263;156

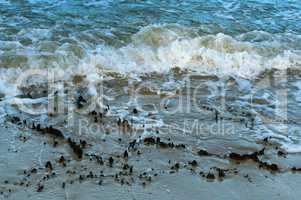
30;168;37;174
76;96;87;109
215;110;219;123
215;168;226;179
8;116;22;125
188;160;198;167
31;123;64;139
291;167;301;172
117;118;132;132
123;150;129;159
229;148;265;162
42;126;64;138
197;149;211;156
80;140;87;148
258;161;279;172
58;156;66;167
277;150;287;157
96;155;104;165
67;138;83;159
128;140;137;150
143;137;156;145
170;163;180;171
262;137;272;144
89;111;97;116
108;157;114;167
143;137;186;150
206;172;215;180
37;183;44;192
228;149;280;173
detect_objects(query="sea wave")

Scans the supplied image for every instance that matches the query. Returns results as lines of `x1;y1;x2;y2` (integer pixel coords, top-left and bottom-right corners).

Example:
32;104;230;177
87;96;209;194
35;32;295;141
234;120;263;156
81;24;301;78
0;24;301;97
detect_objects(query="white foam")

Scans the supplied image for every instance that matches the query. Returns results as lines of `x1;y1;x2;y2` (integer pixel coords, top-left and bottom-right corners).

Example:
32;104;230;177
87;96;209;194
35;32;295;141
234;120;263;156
0;24;300;104
78;25;301;79
293;81;301;104
282;143;301;153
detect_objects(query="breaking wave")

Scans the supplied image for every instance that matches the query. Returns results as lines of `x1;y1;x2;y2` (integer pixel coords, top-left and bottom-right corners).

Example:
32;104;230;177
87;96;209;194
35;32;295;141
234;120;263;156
0;24;301;98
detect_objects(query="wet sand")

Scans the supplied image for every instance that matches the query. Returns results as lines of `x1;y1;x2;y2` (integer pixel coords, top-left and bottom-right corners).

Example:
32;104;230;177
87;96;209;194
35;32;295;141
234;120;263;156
1;120;301;200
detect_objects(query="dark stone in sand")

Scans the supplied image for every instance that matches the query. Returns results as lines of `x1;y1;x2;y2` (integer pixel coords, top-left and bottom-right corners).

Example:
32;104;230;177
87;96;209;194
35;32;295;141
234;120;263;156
123;164;130;170
259;162;279;172
79;175;84;182
216;168;226;178
9;116;21;125
62;182;65;189
215;110;219;123
45;161;53;171
171;163;180;170
159;141;169;149
90;111;97;116
277;150;287;157
263;137;271;143
168;142;175;148
76;96;87;109
292;167;301;172
36;124;41;131
30;168;37;174
117;118;122;126
53;140;58;147
80;140;87;148
188;160;198;167
198;149;210;156
133;108;138;114
87;171;94;178
175;144;186;149
37;184;44;192
67;138;83;159
123;150;128;159
144;137;156;145
206;173;215;180
59;156;66;166
95;155;104;165
108;157;114;167
32;122;36;129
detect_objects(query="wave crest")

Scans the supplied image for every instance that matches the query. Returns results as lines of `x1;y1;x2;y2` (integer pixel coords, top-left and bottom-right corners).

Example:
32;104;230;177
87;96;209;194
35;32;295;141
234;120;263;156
82;24;301;78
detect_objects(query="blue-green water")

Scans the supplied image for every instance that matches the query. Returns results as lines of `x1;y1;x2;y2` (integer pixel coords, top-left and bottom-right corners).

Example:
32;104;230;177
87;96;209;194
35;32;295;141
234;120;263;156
1;0;301;43
0;0;300;73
